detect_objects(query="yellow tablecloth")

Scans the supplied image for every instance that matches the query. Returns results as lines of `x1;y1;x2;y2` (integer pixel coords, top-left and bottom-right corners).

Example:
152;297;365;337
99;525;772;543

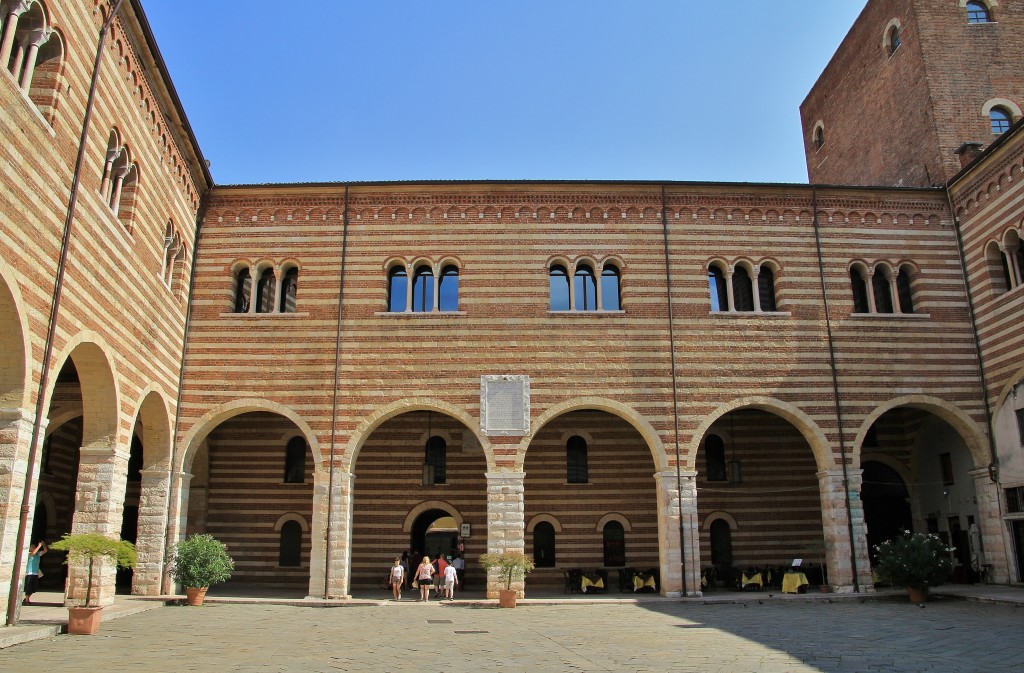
633;574;656;591
581;576;604;592
782;572;809;594
741;572;763;588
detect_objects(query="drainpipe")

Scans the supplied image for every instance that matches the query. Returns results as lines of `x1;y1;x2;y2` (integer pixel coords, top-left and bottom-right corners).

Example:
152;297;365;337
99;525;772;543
159;186;212;595
943;187;1009;582
660;186;687;596
5;0;127;627
810;186;860;592
324;185;350;597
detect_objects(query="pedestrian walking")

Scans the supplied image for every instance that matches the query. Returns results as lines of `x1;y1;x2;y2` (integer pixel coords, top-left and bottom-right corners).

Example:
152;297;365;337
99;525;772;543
389;557;405;600
416;556;434;602
443;561;458;600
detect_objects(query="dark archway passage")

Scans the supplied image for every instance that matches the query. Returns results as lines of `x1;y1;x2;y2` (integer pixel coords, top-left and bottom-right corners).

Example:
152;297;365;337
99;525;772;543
861;460;912;561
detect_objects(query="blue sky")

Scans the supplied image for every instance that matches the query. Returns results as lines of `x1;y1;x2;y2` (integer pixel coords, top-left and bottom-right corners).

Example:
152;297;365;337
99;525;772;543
142;1;867;186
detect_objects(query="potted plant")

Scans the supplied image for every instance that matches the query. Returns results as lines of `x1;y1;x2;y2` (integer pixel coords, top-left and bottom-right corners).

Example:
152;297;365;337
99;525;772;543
479;550;535;608
873;531;953;604
49;532;137;635
169;533;234;606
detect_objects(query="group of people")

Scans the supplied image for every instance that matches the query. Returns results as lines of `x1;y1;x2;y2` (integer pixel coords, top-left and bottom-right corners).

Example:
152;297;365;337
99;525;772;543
388;550;465;602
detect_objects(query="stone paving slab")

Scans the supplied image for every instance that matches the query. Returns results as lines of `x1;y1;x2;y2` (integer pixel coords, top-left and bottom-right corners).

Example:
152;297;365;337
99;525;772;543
1;595;1022;672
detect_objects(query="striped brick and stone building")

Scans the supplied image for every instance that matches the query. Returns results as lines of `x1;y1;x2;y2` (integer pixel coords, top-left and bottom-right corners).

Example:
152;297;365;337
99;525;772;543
1;0;1022;621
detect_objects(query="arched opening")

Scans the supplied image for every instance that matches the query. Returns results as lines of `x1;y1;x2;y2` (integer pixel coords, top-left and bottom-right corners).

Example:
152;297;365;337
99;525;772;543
708;264;728;311
350;410;487;592
387;265;407;312
732;266;754;311
438;264;459;312
533;521;556;568
549;264;570;310
234;267;251;312
860;460;912;562
574;264;597;310
255;268;275;313
862;406;983;583
850;266;870;312
0;272;26;409
524;410;658;592
412;264;434;312
757;266;777;312
186;412;314;593
279;520;303;567
279;267;298;313
115;434;142;592
600;264;621;311
872;268;894;313
993;378;1024;581
697;409;826;590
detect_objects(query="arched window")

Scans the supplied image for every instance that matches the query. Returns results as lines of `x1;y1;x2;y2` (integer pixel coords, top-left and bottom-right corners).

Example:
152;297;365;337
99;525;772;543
438;264;459;312
872;269;894;313
896;266;914;313
279;520;302;567
985;242;1011;294
967;1;992;23
574;264;597;311
709;519;733;569
704;434;727;482
758;266;777;312
732;267;754;311
279;267;298;313
887;25;901;55
388;265;408;312
566;435;588;484
814;125;825;150
412;265;434;312
990;106;1012;134
234;268;252;313
850;268;869;313
284;437;306;483
533;521;556;568
602;521;625;567
708;265;728;311
425;435;447;484
601;264;621;311
549;264;570;311
256;268;276;313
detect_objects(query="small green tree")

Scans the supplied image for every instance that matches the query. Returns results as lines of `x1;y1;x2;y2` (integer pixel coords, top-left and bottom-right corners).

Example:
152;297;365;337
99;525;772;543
874;531;953;590
169;534;234;589
49;533;137;607
479;550;535;591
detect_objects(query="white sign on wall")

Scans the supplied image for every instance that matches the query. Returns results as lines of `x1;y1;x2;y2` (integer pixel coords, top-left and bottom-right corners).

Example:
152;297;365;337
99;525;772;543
480;375;530;436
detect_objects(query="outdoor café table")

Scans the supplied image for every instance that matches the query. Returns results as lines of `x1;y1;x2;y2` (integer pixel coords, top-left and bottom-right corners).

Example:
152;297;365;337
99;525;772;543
632;572;656;592
581;574;605;592
782;572;809;594
741;571;763;589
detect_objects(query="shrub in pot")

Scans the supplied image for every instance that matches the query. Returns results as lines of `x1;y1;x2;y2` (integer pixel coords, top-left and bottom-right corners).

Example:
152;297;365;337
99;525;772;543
874;531;953;603
479;550;535;608
169;534;234;606
49;532;137;635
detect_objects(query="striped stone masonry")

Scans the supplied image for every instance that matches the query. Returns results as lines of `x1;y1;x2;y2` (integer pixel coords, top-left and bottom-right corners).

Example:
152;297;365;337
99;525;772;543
486;471;526;598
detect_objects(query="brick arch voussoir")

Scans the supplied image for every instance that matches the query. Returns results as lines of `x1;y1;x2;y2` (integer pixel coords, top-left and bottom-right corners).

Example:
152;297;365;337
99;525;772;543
49;334;120;452
177;398;323;473
993;367;1024;412
131;387;172;470
403;500;464;533
520;397;666;472
0;261;30;408
345;398;492;473
855;395;989;469
688;396;836;473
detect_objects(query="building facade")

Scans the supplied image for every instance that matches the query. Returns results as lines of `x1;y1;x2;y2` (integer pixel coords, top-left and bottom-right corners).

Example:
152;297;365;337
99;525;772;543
1;0;1022;621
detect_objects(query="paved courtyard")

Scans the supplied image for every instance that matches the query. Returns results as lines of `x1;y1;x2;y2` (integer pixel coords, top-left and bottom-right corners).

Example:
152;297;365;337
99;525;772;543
3;597;1023;672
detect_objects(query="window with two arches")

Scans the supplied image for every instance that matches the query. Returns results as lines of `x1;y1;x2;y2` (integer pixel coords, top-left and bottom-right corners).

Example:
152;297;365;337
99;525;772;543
233;264;300;314
549;260;622;311
0;1;64;119
387;262;460;313
850;262;915;314
985;232;1024;294
99;130;139;226
708;262;779;312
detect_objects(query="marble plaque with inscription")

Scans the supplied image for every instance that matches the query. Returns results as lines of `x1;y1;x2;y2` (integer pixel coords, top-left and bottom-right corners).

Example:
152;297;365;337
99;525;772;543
480;375;530;436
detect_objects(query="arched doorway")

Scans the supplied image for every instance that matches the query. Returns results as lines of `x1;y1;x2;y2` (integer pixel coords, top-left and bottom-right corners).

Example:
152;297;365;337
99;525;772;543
696;409;827;589
860;460;912;561
349;410;487;592
185;412;314;593
523;410;659;593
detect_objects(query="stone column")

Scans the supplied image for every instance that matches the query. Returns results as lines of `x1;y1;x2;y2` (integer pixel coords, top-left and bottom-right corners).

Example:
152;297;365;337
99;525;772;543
0;408;40;617
309;469;352;598
66;446;130;607
0;1;30;69
971;468;1008;584
108;164;132;215
655;469;701;597
725;266;736;311
16;28;49;91
131;467;171;595
98;146;122;203
751;264;762;312
485;471;525;598
161;471;192;595
817;468;872;593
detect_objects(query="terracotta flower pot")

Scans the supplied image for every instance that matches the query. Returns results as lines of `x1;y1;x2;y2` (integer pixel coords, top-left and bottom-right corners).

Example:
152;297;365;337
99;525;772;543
907;586;928;604
498;589;517;608
186;586;209;606
67;606;103;635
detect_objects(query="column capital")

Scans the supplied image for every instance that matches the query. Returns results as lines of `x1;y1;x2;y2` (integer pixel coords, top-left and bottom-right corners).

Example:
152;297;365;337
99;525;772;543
23;27;50;48
1;1;32;18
